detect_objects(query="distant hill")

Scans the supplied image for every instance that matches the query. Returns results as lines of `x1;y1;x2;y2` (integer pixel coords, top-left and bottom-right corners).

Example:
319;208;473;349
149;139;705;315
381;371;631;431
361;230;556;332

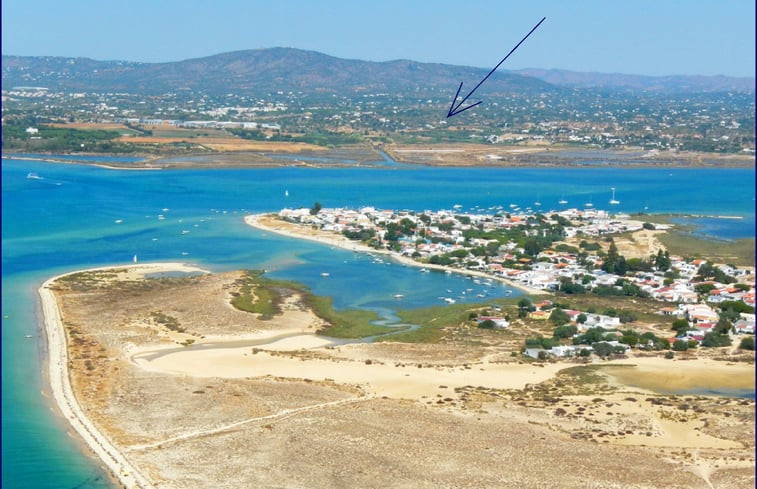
1;48;554;97
510;68;755;93
2;48;753;96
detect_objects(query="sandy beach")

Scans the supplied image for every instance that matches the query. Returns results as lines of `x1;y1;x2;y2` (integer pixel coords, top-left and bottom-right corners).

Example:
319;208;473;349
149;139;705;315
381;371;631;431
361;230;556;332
244;213;547;296
40;263;756;488
40;262;207;489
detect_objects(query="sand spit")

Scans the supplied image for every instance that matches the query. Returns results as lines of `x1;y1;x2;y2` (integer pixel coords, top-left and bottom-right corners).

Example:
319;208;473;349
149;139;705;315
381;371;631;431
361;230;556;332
42;264;756;488
41;262;207;489
244;213;547;295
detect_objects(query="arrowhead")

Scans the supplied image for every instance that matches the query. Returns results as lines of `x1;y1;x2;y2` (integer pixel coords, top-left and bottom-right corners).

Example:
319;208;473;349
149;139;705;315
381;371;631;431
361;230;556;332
446;81;481;118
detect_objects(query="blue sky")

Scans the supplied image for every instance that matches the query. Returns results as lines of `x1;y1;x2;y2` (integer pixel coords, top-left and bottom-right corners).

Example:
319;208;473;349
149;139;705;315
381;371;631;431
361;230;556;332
2;0;754;77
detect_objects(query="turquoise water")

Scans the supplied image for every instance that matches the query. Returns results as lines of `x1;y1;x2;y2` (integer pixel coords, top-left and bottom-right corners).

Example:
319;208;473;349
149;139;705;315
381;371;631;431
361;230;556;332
2;156;755;488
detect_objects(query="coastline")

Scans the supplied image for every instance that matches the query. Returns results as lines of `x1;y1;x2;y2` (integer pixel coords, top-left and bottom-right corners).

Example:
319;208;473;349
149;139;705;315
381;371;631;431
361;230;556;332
36;261;755;487
4;147;755;170
40;262;208;489
244;213;547;296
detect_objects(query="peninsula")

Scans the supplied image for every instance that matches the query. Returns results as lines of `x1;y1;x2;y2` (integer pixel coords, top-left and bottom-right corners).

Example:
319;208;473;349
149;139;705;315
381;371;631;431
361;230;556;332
42;253;755;488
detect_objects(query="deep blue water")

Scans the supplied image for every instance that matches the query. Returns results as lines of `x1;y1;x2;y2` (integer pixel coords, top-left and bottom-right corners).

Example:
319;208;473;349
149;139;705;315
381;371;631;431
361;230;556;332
2;156;755;488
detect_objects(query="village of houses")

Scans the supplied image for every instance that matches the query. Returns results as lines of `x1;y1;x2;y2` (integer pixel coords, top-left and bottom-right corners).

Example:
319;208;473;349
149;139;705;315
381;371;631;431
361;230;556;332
275;205;756;359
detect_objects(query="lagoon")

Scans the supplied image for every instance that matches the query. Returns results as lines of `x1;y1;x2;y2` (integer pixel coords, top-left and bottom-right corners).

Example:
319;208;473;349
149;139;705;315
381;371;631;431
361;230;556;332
1;156;754;488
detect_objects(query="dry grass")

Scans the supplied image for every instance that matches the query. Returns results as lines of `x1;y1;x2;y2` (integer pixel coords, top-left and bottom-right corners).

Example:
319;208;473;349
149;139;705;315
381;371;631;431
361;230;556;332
52;269;756;489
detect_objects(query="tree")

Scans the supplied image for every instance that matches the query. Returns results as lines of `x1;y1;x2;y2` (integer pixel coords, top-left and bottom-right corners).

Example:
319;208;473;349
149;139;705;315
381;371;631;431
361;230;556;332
593;342;614;358
739;336;755;350
671;319;690;335
654;250;671;271
620;334;638;347
553;324;578;339
601;240;630;276
694;283;716;296
718;301;755;315
523;239;541;257
672;339;689;351
642;222;656;230
517;298;535;318
559;277;586;294
701;333;731;348
618;310;637;323
309;202;322;215
478;319;496;329
549;308;571;326
576;313;587;324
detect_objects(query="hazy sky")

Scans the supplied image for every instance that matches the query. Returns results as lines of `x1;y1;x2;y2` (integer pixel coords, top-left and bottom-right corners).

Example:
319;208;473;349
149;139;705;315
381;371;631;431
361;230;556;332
2;0;754;77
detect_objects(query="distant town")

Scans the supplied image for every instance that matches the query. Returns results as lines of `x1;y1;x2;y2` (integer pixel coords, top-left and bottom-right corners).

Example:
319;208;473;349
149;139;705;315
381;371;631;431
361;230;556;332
3;82;755;155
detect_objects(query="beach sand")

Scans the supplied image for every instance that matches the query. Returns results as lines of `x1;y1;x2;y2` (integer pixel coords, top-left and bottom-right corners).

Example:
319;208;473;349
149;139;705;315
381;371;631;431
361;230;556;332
42;264;756;488
41;262;207;489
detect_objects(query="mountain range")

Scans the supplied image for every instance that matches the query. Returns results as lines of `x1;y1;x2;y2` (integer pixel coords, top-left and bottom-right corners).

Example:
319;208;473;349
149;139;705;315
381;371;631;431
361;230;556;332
2;47;753;96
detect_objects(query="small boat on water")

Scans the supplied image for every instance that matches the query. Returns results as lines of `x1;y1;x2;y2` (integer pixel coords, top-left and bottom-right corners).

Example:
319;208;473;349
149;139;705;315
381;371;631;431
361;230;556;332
393;294;404;299
609;187;620;205
420;268;430;273
24;334;33;339
444;270;452;275
443;297;456;304
114;219;123;224
320;272;330;277
181;230;190;235
559;196;568;205
27;172;41;180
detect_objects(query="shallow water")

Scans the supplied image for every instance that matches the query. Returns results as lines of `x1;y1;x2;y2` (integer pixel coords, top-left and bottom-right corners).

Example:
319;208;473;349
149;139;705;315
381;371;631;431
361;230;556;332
2;155;755;488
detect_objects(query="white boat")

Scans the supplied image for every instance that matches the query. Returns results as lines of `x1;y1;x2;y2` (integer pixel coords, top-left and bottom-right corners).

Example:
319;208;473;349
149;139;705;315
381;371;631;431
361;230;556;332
420;268;429;273
585;201;593;208
285;190;289;197
181;230;190;235
27;172;41;179
133;255;138;263
444;270;452;275
558;196;568;204
157;215;165;220
181;252;189;256
509;204;517;208
320;272;330;277
114;219;123;224
24;334;33;338
609;187;620;205
393;294;404;299
443;297;456;304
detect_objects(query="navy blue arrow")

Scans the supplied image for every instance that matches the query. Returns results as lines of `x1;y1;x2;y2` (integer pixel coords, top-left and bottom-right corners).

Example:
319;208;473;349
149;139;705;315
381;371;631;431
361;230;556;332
447;16;546;118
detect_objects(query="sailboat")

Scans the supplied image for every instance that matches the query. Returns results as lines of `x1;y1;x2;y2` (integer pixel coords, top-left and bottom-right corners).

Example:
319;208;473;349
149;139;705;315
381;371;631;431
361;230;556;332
584;197;594;208
609;187;620;205
285;190;289;197
558;195;568;205
133;254;138;263
534;195;541;207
